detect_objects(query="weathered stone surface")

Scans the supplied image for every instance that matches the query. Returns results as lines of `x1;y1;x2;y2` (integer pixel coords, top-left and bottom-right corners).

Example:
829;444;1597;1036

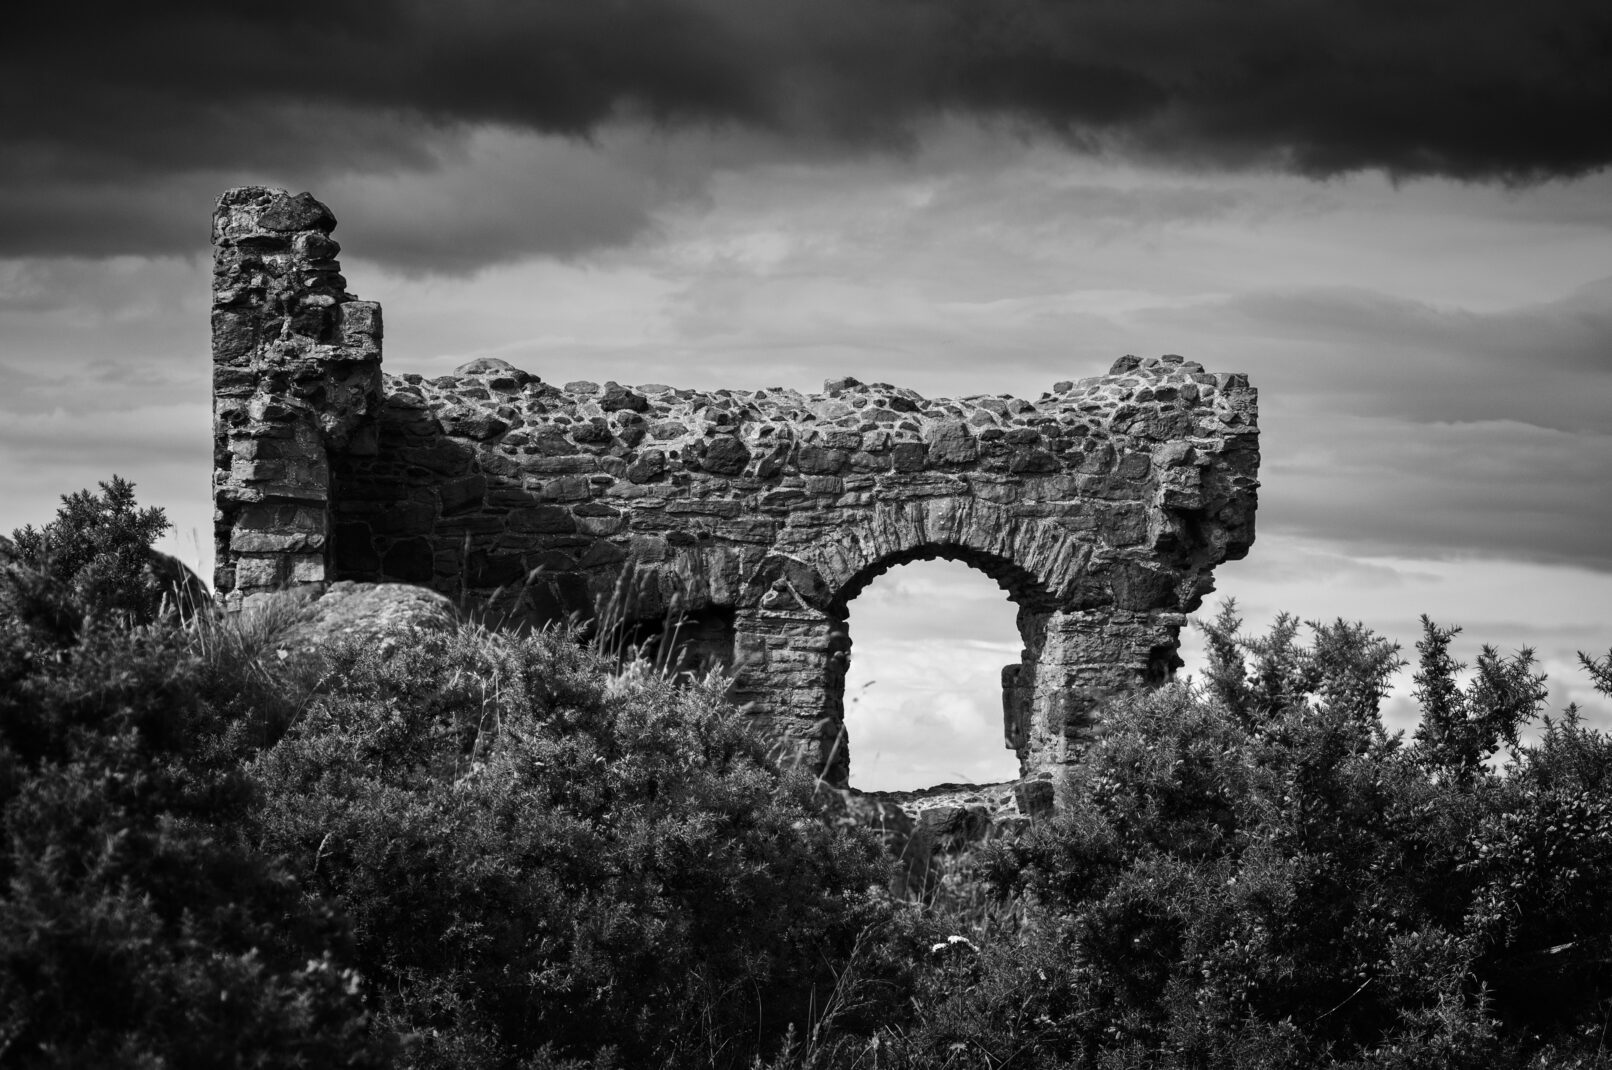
852;775;1060;876
271;581;457;661
211;186;383;611
256;191;337;234
212;188;1260;789
924;418;979;464
144;551;214;620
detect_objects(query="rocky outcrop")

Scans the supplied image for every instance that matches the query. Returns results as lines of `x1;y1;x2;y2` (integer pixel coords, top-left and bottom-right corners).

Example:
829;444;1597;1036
211;188;1260;788
269;581;458;663
144;551;213;621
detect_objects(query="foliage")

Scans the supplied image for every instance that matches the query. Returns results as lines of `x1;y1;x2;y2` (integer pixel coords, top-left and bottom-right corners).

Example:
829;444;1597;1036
1412;617;1549;785
5;475;176;636
8;482;1612;1070
773;607;1612;1069
249;622;894;1069
0;583;385;1066
1200;599;1405;743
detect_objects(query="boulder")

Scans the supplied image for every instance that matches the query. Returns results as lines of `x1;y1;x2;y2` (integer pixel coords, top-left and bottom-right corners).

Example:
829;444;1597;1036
144;550;213;621
270;581;458;662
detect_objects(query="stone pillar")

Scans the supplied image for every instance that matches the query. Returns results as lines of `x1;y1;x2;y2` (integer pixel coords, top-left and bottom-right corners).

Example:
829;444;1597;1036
731;607;850;784
1002;660;1031;757
212;187;383;610
1018;607;1187;776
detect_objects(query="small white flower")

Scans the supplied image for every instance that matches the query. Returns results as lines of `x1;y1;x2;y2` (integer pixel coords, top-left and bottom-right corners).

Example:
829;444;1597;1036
931;934;979;954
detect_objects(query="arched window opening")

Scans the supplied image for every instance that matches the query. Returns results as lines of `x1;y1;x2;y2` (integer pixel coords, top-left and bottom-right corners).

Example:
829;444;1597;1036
841;558;1024;792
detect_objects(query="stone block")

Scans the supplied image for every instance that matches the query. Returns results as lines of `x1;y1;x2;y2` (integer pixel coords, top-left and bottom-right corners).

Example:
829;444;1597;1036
439;474;486;515
1007;450;1057;474
600;384;649;412
439;405;510;441
796;446;847;475
533;476;592;502
923;418;977;464
232;555;284;590
577;540;628;569
525;454;602;473
229;530;325;554
288;553;328;583
509;505;578;533
257;191;337;233
890;442;927;471
700;435;751;475
850;450;891;473
336;300;382;349
571;418;613;444
576;514;626;536
211;310;259;366
1012;779;1055;819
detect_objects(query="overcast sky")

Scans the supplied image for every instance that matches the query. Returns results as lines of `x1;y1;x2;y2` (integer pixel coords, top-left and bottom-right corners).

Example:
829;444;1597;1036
4;1;1609;788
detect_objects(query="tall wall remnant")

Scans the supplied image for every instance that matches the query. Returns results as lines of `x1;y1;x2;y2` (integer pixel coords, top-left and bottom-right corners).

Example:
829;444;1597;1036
212;187;1260;784
212;187;383;602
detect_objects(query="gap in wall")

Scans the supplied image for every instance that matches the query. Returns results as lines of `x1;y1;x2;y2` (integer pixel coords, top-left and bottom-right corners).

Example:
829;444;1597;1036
841;558;1023;792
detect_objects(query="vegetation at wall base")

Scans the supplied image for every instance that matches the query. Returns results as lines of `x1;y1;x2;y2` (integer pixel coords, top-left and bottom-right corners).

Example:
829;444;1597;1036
4;481;1612;1068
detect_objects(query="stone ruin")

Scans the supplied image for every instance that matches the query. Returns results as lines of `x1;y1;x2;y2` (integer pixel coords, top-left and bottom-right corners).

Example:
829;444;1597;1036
211;186;1260;792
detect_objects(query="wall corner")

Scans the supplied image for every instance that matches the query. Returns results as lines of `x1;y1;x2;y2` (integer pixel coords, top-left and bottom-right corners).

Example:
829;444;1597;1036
211;187;383;608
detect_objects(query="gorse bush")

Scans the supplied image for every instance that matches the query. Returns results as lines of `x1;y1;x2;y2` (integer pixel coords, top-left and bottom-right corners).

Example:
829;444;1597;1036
0;575;387;1066
3;476;178;639
0;480;896;1069
251;623;892;1068
6;480;1612;1069
978;685;1506;1068
814;608;1612;1070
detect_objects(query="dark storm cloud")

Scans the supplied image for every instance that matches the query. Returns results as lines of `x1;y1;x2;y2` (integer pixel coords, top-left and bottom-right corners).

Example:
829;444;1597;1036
4;0;1610;261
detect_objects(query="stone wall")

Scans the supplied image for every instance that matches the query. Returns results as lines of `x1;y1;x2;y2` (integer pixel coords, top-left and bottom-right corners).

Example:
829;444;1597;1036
212;187;1260;785
212;187;383;605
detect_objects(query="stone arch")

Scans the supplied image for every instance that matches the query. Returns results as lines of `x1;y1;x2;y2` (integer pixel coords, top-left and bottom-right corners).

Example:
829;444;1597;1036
209;186;1261;796
813;496;1086;608
829;541;1049;615
824;542;1050;788
835;551;1029;789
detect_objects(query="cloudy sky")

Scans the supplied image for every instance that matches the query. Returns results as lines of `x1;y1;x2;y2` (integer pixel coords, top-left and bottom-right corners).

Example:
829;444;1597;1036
4;1;1610;788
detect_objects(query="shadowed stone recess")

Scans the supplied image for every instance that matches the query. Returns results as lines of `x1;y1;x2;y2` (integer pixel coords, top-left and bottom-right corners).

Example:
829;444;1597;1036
212;188;1260;786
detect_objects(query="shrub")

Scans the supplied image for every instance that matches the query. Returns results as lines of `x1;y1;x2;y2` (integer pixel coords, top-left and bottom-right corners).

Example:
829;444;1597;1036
249;622;894;1069
0;480;385;1067
1411;617;1548;785
12;480;1612;1070
0;602;386;1067
5;476;179;635
835;609;1607;1070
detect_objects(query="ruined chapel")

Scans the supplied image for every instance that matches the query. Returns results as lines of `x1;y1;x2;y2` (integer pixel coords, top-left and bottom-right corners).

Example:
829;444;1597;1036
211;187;1260;789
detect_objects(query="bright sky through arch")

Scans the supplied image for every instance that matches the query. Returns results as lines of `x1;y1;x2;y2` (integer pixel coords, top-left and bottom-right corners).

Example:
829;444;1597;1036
842;559;1024;791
